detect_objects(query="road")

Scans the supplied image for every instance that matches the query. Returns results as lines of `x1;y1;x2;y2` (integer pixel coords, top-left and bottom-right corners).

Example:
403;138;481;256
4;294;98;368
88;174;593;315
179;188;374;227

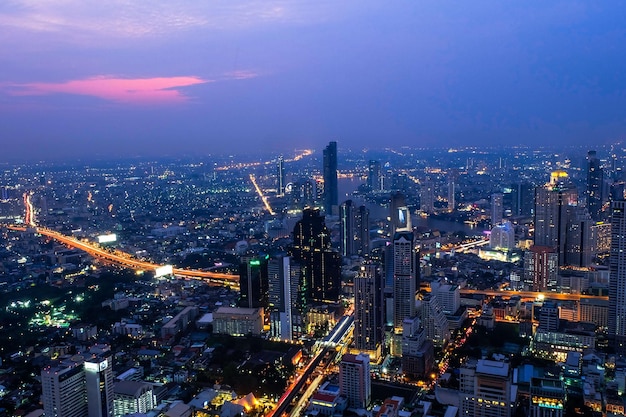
6;225;240;287
460;288;608;302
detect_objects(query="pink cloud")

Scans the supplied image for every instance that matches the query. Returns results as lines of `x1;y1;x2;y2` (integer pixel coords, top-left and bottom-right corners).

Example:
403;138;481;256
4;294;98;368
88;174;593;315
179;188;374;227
6;75;209;105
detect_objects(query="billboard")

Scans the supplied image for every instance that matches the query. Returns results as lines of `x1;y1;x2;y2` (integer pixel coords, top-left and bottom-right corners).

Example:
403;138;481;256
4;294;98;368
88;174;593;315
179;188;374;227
155;265;173;278
97;233;117;244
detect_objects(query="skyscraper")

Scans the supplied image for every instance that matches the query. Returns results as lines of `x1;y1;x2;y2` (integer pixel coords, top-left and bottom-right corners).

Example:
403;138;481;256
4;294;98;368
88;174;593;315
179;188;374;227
491;192;503;224
85;346;114;417
392;230;418;332
268;256;305;341
238;255;269;311
323;141;338;215
277;155;285;196
586;150;603;220
534;170;578;265
390;191;411;236
339;353;371;408
609;200;626;354
354;264;383;359
290;208;341;303
420;181;435;214
339;200;370;257
448;170;457;212
368;160;381;191
524;246;558;292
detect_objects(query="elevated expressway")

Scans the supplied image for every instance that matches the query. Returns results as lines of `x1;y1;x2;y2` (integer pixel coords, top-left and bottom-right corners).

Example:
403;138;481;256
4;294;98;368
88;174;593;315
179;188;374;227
5;225;240;288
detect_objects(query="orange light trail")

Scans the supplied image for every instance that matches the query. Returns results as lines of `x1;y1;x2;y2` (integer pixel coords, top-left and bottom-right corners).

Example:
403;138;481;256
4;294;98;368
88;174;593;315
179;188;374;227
249;174;276;215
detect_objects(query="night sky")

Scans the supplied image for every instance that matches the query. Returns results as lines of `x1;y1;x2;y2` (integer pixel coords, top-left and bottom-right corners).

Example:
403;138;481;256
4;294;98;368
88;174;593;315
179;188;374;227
1;1;625;160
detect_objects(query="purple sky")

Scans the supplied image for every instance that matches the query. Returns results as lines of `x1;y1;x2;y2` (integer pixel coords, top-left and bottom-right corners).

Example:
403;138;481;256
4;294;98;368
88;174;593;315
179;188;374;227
1;1;625;161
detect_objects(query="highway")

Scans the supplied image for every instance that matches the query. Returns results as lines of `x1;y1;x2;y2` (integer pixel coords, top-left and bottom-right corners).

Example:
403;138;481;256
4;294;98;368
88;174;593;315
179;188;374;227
6;225;240;287
460;289;608;302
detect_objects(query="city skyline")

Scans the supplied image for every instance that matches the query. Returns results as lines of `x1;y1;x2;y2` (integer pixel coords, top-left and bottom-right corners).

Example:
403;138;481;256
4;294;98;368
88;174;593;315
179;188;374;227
2;1;626;160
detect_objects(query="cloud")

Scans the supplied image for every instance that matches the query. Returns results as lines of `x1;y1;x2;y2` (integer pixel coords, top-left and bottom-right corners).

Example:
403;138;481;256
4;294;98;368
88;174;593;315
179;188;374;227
4;75;210;105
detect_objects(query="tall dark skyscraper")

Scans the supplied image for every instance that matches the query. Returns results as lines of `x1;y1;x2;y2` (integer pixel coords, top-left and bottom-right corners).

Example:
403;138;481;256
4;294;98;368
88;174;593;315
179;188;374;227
277;155;285;196
354;263;384;359
509;182;534;217
339;200;370;257
268;256;305;341
290;208;341;303
238;255;269;311
323;141;338;215
586;150;604;220
392;230;418;332
367;160;381;191
609;200;626;355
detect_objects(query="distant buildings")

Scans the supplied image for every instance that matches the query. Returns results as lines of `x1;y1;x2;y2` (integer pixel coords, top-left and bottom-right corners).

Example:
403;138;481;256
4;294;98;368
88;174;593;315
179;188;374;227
277;155;285;196
586;150;603;220
368;160;382;191
491;192;503;225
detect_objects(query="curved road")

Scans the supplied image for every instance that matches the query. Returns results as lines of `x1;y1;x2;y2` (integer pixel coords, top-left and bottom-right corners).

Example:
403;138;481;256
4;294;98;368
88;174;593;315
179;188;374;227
6;225;240;287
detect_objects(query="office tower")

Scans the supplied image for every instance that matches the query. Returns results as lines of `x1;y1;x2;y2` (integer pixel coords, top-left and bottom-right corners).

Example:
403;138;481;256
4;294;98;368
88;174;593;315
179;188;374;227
610;181;625;202
340;200;370;257
420;181;435;214
390;191;411;236
609;201;626;354
448;170;457;211
419;293;450;346
538;301;559;332
401;317;434;379
268;256;305;341
586;150;603;220
290;208;341;303
41;346;114;417
490;221;515;250
354;264;383;359
491;193;503;224
85;346;114;417
113;381;155;417
339;353;371;409
238;255;269;311
459;359;513;417
524;246;558;292
291;178;315;209
323;141;338;215
530;378;566;417
508;182;534;217
432;282;460;316
41;357;88;417
392;230;418;332
368;160;382;191
564;208;595;267
277;155;285;196
534;170;578;265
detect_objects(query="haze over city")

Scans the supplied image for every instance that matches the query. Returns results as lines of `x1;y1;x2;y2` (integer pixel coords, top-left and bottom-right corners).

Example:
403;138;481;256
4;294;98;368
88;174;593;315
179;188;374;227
2;1;626;160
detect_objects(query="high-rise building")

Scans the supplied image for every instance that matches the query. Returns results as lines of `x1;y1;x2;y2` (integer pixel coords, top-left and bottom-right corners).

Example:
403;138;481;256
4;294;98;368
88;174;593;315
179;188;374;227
113;381;155;417
420;181;435;214
368;160;382;191
524;246;558;292
354;264;383;359
564;208;595;267
459;359;513;417
510;182;535;217
339;353;371;409
609;200;626;354
392;231;418;332
534;170;578;265
340;200;370;257
390;192;411;236
448;170;457;212
238;255;269;311
530;378;566;417
490;221;515;250
290;208;341;303
586;150;603;220
401;317;434;379
419;293;450;346
268;256;305;341
491;193;503;225
323;141;338;215
41;345;114;417
277;155;285;196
